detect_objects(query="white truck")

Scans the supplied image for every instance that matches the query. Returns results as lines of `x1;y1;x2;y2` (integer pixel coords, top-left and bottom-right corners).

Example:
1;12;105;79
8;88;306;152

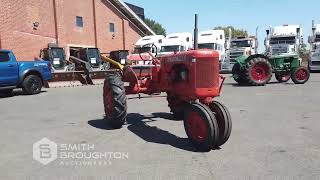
223;33;258;72
265;25;302;56
128;35;165;65
198;30;226;63
159;33;193;56
308;20;320;71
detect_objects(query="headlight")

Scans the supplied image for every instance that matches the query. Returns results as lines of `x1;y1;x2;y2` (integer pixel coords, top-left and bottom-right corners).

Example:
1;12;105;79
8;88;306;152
120;59;126;65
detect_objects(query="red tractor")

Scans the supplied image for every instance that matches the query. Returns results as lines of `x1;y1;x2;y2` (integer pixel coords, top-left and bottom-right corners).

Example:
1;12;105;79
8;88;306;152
103;15;232;151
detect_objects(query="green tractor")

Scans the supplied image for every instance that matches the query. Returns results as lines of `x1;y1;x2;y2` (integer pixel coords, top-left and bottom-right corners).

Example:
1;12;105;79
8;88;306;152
232;53;310;86
232;25;310;86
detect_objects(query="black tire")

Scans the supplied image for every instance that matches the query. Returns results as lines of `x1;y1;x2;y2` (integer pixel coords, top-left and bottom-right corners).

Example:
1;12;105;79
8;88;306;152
103;73;127;129
167;93;186;120
232;63;247;85
209;101;232;147
184;102;219;151
244;57;272;86
22;75;42;95
291;67;310;84
275;72;291;83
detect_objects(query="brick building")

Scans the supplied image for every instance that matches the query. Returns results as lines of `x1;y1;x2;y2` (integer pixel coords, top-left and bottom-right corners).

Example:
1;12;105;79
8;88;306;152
0;0;155;60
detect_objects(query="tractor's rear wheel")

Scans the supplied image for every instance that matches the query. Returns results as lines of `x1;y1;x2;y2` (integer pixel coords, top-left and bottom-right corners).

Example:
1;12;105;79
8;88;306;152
103;72;127;129
184;102;219;151
245;57;272;86
167;93;186;120
232;63;247;85
291;67;310;84
275;72;291;83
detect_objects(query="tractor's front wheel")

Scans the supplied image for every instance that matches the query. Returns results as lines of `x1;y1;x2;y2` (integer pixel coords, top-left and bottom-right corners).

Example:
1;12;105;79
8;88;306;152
245;57;272;86
184;102;219;151
291;67;310;84
209;101;232;147
103;73;127;129
275;72;291;83
232;63;247;85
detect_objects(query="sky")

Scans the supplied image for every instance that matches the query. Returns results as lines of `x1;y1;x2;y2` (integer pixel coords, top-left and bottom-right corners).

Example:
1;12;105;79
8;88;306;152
125;0;320;52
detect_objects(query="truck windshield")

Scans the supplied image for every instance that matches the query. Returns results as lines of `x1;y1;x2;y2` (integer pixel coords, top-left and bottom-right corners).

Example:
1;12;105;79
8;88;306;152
270;36;295;45
134;47;151;54
231;40;251;48
161;45;182;52
198;43;218;50
50;48;65;60
87;48;101;61
315;35;320;42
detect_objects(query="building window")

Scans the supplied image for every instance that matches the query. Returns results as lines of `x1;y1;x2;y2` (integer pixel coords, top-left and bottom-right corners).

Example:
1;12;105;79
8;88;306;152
76;16;83;27
109;23;115;33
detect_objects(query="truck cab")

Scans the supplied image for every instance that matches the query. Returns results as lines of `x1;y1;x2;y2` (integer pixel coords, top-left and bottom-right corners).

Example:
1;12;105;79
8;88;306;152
159;33;193;57
265;25;302;56
0;50;52;95
223;36;257;71
198;30;226;63
128;35;164;65
308;21;320;71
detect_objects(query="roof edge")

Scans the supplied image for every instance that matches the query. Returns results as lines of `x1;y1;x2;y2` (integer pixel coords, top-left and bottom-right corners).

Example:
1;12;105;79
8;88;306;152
111;0;156;35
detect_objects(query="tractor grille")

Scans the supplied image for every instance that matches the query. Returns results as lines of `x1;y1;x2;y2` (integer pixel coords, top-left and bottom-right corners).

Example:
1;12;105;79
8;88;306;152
196;59;217;88
229;51;244;63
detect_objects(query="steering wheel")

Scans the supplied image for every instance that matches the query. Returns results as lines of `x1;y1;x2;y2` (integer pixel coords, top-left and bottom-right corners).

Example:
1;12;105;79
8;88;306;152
139;43;158;61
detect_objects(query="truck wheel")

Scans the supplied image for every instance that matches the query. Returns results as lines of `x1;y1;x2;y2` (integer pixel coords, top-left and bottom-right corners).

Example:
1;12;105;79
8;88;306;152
291;67;310;84
103;72;127;129
245;57;272;86
184;102;219;151
209;101;232;147
275;72;291;83
22;75;42;95
167;93;186;120
232;63;247;84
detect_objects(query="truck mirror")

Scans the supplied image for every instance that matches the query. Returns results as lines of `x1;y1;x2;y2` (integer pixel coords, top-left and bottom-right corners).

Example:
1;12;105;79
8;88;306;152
266;30;270;35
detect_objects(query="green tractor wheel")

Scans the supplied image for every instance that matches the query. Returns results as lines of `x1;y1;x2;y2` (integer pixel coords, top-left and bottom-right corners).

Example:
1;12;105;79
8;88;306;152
275;72;291;83
232;63;248;85
291;66;310;84
244;57;272;86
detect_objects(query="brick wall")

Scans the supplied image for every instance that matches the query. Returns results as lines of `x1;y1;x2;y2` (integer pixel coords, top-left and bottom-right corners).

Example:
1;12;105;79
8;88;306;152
0;0;145;61
0;0;57;60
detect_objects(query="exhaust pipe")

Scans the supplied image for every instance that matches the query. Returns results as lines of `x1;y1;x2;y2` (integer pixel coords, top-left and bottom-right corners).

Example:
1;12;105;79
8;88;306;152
193;14;198;50
255;26;259;54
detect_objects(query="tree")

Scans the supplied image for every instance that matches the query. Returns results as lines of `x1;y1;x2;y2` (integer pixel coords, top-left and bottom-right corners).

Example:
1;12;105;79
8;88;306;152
144;18;166;36
214;26;248;39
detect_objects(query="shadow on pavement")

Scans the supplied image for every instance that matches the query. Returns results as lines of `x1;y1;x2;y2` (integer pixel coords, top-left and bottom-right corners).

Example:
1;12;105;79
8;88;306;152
0;90;47;99
88;113;204;152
